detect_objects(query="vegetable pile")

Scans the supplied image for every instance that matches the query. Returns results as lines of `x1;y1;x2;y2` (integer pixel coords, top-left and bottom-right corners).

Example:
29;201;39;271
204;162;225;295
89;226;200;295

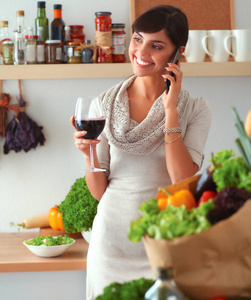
24;235;74;246
128;200;214;242
96;278;155;300
59;177;99;233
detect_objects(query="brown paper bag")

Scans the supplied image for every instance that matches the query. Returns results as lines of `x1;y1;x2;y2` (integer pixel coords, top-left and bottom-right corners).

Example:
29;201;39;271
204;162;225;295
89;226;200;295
143;200;251;300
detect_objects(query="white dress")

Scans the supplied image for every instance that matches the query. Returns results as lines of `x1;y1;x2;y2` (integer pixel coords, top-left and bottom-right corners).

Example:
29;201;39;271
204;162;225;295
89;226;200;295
86;76;211;299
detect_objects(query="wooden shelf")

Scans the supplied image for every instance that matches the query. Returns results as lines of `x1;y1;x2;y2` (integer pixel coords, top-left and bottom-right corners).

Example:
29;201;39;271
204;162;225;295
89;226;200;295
0;62;250;80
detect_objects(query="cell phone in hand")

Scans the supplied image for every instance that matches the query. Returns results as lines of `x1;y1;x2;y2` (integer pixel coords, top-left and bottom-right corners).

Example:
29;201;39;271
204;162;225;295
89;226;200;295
165;48;181;93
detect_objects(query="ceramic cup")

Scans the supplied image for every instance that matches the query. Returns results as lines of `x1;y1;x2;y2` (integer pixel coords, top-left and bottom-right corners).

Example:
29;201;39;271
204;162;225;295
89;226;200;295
202;30;231;62
224;29;251;62
182;30;208;62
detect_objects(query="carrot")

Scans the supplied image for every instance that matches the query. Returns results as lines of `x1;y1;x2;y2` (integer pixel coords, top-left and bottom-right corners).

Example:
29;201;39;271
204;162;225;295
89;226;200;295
17;213;50;229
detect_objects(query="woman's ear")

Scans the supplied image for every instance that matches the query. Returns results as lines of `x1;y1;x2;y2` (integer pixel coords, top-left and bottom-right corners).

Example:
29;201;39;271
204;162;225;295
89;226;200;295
179;46;186;54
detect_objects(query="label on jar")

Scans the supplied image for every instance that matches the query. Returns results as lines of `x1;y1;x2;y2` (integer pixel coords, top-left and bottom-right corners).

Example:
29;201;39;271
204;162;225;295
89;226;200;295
68;47;73;57
74;49;81;56
56;46;62;61
112;34;126;55
36;45;45;63
26;44;36;63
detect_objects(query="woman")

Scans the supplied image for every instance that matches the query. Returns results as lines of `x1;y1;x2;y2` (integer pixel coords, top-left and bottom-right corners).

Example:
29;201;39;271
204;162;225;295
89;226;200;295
71;5;211;299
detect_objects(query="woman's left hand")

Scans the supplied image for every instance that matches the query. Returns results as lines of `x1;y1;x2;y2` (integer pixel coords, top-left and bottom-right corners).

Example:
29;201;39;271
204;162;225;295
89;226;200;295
162;62;183;110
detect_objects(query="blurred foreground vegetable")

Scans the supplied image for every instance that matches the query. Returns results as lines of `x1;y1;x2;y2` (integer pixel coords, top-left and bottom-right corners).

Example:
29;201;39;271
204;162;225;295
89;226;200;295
232;107;251;171
128;200;214;242
96;278;155;300
59;177;98;233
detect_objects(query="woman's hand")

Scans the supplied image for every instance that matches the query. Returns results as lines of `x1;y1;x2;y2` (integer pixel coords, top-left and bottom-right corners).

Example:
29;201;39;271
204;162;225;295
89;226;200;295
70;116;100;157
162;61;183;111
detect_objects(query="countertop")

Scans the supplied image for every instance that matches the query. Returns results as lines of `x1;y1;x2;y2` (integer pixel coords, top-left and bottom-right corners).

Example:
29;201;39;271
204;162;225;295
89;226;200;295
0;232;88;273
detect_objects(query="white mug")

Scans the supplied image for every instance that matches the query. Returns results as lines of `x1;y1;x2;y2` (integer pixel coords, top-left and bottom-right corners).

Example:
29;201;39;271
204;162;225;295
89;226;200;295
202;30;231;62
224;29;251;62
183;30;208;62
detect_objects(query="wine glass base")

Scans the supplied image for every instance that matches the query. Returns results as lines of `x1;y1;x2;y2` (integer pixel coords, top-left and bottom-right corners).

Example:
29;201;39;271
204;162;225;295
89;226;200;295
86;167;106;173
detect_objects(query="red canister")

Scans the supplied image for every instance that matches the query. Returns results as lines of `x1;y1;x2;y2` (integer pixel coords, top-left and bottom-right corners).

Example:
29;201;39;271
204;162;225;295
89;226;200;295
95;12;112;63
111;23;126;63
69;25;85;43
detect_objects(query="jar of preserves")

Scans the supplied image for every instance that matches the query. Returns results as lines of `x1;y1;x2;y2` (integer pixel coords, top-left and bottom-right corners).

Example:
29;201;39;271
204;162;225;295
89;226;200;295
67;42;82;63
45;40;62;64
69;25;85;43
95;12;112;63
111;23;126;63
2;40;13;64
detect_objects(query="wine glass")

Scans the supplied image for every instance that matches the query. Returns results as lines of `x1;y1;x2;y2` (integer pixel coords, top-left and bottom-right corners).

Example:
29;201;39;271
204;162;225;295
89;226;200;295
74;97;106;173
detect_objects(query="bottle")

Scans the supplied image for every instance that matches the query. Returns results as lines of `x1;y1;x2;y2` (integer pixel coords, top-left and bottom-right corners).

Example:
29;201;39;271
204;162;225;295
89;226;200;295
35;1;48;42
0;21;12;64
144;268;185;300
62;25;71;63
51;4;65;42
95;12;113;63
81;40;94;63
16;10;26;34
36;27;45;64
13;25;26;65
25;27;36;64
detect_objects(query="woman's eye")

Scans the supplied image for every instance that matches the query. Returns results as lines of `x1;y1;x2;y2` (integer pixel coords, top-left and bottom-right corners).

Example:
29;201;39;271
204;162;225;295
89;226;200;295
133;37;141;43
153;44;162;50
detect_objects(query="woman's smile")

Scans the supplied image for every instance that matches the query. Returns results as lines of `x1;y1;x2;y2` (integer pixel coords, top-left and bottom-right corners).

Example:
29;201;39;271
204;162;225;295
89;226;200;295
135;56;154;67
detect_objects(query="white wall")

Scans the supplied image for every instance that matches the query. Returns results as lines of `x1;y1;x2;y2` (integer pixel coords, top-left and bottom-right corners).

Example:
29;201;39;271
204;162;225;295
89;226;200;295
0;0;250;233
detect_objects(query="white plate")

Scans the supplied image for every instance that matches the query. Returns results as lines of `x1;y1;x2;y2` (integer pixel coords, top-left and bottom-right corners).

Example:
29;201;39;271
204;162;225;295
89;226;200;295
23;238;75;258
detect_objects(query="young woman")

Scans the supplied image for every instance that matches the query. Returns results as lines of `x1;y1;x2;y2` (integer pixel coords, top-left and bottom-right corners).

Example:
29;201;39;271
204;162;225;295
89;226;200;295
71;5;211;299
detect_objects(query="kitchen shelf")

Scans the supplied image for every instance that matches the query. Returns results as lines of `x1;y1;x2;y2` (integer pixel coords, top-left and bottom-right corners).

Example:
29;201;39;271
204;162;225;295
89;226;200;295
0;62;251;80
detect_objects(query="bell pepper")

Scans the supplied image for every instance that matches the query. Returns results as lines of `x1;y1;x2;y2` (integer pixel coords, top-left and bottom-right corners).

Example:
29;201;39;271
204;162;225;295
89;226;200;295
157;188;196;210
198;190;217;206
48;206;64;231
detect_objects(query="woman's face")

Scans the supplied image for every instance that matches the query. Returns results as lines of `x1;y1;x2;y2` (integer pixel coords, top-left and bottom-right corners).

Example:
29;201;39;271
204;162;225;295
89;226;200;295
129;29;177;78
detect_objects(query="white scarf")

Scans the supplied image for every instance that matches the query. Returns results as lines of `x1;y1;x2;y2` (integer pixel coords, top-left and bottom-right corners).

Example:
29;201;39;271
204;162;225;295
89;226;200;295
100;75;186;155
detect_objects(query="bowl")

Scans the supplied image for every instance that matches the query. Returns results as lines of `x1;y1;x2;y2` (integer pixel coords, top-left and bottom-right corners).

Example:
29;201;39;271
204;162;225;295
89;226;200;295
23;238;75;258
81;230;91;243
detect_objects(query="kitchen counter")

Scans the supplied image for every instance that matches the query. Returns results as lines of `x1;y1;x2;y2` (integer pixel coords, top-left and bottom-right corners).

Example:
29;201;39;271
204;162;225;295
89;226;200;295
0;232;88;273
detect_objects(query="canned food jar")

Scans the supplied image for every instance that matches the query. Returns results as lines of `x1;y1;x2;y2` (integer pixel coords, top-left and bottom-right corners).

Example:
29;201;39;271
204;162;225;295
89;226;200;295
111;23;126;63
69;25;85;43
95;11;112;63
2;40;14;64
45;40;62;64
67;42;82;63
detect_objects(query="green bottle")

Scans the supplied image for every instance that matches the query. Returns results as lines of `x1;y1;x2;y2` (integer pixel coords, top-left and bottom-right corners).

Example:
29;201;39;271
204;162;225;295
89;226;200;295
35;1;48;41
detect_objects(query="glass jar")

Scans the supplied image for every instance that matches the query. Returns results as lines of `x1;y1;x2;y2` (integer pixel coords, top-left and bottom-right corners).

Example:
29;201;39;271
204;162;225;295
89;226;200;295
67;42;82;63
2;40;13;64
45;40;62;64
81;40;94;63
111;23;126;63
95;12;112;63
69;25;85;43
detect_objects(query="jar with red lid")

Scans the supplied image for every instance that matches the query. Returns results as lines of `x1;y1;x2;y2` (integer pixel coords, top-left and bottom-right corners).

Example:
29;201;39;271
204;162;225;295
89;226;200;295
111;23;126;63
95;12;112;63
69;25;85;43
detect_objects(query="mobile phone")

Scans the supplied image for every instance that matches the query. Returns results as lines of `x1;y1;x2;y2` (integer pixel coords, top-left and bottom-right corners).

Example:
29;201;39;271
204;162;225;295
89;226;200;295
165;48;181;93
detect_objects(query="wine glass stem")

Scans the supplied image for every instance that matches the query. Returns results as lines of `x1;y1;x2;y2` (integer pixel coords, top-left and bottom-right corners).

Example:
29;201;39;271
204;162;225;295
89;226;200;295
89;144;95;170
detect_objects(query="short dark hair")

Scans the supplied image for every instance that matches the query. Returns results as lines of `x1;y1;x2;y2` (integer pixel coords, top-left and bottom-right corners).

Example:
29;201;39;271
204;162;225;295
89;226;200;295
132;5;189;48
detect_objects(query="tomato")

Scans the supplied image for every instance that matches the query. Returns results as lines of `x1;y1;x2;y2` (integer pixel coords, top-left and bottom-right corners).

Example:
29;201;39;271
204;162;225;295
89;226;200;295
48;206;64;231
198;190;217;206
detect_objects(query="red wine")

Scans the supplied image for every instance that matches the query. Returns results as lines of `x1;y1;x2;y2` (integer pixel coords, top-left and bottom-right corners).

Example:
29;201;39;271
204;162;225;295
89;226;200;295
75;118;106;139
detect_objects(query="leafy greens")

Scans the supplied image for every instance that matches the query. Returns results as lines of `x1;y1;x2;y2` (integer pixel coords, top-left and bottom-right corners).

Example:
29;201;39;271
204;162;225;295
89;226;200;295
24;235;74;246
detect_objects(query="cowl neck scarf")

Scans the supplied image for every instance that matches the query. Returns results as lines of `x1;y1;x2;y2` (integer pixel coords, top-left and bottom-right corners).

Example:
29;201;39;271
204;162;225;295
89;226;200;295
100;75;186;155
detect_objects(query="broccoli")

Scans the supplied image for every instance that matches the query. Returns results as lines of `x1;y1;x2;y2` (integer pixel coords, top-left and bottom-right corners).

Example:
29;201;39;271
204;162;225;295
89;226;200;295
59;177;99;233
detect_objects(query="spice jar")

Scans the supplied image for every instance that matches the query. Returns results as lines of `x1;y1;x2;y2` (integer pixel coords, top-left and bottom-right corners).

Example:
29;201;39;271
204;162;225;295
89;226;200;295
81;40;94;63
95;12;112;63
111;23;126;63
67;42;82;63
2;40;14;64
45;40;62;64
69;25;85;43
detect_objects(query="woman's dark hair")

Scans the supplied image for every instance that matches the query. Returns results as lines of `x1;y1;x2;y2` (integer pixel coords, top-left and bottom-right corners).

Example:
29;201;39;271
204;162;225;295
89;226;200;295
132;5;189;48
